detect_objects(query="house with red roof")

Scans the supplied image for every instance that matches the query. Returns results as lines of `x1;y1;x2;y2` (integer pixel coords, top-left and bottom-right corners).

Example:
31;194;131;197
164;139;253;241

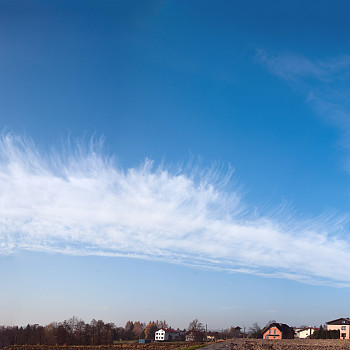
295;327;317;339
295;327;318;339
155;328;182;341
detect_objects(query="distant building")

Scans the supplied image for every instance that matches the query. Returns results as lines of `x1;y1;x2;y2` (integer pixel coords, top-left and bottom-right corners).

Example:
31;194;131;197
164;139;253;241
326;318;350;339
232;326;242;338
155;329;182;341
185;330;205;342
262;323;294;340
206;331;220;341
295;327;317;339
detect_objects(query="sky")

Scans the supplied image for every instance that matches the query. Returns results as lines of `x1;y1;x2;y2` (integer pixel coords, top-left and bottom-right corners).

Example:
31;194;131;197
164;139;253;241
2;0;350;330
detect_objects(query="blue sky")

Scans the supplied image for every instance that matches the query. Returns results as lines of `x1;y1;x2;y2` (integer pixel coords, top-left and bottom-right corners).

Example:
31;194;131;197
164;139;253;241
2;0;350;330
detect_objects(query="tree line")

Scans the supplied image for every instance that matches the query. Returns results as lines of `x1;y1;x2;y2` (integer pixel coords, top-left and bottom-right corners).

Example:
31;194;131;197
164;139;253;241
0;318;171;346
0;317;243;347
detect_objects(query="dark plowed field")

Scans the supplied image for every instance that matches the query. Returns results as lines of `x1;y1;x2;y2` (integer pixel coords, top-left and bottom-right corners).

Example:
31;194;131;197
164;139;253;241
225;339;350;349
3;342;203;350
6;340;350;350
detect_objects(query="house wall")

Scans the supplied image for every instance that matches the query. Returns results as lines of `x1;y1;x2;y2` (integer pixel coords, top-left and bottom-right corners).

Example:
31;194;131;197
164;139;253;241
155;330;165;341
186;332;204;341
298;328;314;339
165;332;179;341
155;330;180;341
263;327;282;339
327;325;350;339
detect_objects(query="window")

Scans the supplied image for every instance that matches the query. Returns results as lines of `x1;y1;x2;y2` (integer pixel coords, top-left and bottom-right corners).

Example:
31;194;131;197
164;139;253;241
269;330;271;334
342;326;346;330
274;329;276;334
342;333;346;339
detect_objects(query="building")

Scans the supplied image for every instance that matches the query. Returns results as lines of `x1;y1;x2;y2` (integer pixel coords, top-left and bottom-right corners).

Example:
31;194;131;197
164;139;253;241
295;327;317;339
262;323;294;340
155;329;181;341
206;331;220;341
326;318;350;339
232;326;242;338
185;330;205;342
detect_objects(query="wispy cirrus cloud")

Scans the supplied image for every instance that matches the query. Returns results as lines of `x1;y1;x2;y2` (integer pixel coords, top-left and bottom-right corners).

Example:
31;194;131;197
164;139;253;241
1;133;350;286
256;49;350;148
256;49;350;82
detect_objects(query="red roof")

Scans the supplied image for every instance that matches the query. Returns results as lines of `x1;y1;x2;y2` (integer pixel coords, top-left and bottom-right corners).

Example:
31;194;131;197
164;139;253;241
158;328;179;333
185;330;204;335
296;327;318;332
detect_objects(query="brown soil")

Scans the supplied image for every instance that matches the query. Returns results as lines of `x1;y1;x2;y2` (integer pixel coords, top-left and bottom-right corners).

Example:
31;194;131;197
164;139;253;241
226;339;350;349
4;341;203;350
6;340;350;350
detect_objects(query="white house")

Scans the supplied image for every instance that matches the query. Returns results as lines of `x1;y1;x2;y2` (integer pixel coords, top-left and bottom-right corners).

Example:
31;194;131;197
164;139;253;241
295;327;317;339
155;329;180;341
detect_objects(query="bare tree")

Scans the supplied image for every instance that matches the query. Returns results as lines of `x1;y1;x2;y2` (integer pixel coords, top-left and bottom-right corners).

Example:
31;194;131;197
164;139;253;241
157;320;169;329
247;322;262;339
75;320;85;345
188;319;204;331
124;321;134;340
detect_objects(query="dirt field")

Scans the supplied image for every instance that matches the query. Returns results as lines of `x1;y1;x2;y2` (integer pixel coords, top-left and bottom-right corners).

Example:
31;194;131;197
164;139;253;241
6;340;350;350
3;341;203;350
226;339;350;349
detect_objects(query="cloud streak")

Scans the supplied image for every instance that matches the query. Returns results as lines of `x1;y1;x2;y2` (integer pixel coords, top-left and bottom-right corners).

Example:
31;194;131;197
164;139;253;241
1;133;350;286
256;49;350;82
256;49;350;149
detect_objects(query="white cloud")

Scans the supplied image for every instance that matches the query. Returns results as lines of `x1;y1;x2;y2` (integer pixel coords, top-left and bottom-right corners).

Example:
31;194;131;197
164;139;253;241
1;133;350;286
